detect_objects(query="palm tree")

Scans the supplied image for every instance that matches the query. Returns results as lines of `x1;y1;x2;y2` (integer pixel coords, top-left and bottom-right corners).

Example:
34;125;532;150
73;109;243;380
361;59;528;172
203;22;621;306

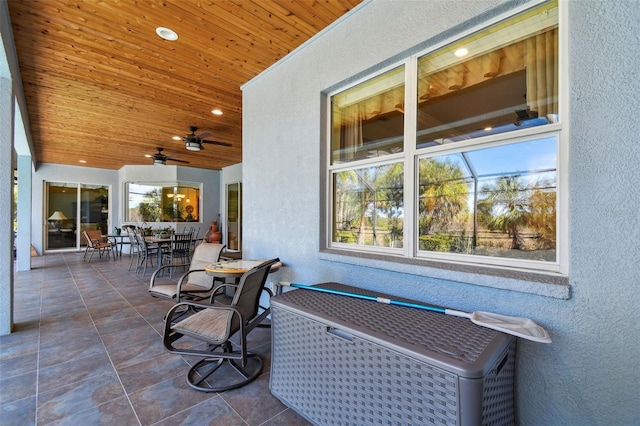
478;176;529;249
527;183;556;247
418;158;469;236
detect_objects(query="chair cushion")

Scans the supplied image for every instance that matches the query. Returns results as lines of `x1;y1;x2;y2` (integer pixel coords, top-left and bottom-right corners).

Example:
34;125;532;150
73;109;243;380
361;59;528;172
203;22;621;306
173;308;235;343
150;283;212;299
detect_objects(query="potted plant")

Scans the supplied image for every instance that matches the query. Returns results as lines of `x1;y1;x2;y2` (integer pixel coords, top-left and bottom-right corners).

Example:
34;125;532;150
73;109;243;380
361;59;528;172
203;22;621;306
139;222;154;236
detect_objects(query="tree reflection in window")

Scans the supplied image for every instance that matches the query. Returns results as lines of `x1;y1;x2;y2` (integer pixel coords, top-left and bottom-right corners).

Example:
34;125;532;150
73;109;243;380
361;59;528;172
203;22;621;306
126;183;200;223
418;137;557;261
333;162;404;248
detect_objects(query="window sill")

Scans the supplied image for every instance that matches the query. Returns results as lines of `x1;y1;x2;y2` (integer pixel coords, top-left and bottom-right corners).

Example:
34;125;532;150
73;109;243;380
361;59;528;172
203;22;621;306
318;249;570;300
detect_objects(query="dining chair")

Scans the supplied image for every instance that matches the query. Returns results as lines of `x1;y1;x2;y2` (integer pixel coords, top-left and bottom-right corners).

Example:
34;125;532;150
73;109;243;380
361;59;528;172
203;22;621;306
162;258;279;392
161;232;192;278
82;229;115;262
125;226;141;271
135;230;160;275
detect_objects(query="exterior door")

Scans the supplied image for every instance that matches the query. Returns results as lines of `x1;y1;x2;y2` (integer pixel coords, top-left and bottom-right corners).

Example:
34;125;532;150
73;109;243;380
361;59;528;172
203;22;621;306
45;182;110;251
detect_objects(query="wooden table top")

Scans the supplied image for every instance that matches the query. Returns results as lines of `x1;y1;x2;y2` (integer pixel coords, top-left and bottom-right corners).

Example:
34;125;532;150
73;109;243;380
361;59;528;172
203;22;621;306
205;260;282;275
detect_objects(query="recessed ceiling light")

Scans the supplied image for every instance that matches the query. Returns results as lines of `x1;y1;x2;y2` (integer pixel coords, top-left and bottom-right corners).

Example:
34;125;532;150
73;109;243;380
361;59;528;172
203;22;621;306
172;136;181;140
144;154;152;158
454;47;468;57
212;109;223;115
78;160;86;163
156;27;178;41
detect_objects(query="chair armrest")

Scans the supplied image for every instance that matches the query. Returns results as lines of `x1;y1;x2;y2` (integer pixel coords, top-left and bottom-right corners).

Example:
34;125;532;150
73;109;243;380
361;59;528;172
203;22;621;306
209;283;239;303
149;264;179;287
174;268;215;300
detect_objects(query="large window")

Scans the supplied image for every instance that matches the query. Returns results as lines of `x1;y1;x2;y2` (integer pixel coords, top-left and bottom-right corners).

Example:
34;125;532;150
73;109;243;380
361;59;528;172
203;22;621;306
125;182;201;223
327;1;561;273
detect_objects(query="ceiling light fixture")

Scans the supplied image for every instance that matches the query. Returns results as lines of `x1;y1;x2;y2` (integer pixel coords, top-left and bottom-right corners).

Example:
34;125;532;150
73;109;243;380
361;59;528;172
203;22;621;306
172;136;182;140
454;47;469;57
185;141;202;151
78;160;86;163
155;27;178;41
211;109;223;115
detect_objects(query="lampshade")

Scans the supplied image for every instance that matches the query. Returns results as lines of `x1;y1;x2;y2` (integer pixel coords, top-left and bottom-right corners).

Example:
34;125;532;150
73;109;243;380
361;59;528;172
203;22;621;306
48;211;68;221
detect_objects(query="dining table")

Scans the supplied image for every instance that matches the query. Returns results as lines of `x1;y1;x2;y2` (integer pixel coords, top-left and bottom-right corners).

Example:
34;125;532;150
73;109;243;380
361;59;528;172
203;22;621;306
103;233;130;257
145;232;194;267
204;259;282;280
144;235;172;267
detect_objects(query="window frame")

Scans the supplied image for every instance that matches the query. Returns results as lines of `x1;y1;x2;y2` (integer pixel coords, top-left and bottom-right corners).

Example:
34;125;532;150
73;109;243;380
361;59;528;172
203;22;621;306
123;181;202;224
323;0;568;286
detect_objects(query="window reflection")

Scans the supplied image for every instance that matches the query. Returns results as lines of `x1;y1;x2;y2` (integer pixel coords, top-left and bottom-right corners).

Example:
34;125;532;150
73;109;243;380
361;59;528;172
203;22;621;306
418;137;557;261
331;66;405;164
333;163;404;248
126;183;200;222
416;2;558;147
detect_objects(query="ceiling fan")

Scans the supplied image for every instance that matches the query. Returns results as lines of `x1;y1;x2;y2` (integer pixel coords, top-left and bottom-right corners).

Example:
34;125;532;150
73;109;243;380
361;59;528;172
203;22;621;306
149;147;189;165
182;126;232;151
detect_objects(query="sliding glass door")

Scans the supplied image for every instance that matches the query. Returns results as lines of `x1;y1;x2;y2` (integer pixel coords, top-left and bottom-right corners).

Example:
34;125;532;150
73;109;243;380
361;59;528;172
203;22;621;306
45;182;110;251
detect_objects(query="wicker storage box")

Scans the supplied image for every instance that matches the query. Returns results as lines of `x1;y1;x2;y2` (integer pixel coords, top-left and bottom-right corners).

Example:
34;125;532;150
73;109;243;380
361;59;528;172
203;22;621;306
270;282;516;426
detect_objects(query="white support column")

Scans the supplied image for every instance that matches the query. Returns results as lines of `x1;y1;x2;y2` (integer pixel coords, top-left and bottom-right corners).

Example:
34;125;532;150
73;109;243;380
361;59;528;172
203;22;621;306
0;76;14;335
16;154;31;271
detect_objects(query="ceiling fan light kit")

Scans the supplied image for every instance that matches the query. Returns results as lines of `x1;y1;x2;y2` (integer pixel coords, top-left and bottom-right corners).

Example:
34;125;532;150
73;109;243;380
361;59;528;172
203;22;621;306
185;141;202;151
181;125;232;151
151;147;189;165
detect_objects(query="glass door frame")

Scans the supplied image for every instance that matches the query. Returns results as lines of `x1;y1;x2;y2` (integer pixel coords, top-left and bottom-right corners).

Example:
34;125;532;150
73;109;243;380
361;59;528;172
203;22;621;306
225;182;242;252
44;181;112;252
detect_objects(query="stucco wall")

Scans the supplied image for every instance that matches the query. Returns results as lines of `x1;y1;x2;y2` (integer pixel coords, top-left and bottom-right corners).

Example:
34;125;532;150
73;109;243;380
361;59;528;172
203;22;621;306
242;0;640;424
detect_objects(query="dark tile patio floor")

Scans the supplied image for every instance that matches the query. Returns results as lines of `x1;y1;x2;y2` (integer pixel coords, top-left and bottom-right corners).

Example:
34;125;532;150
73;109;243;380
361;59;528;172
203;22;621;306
1;252;310;425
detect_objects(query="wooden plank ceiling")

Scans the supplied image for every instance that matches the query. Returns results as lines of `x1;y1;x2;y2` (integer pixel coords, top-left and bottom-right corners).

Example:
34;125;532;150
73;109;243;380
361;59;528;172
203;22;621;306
8;0;362;171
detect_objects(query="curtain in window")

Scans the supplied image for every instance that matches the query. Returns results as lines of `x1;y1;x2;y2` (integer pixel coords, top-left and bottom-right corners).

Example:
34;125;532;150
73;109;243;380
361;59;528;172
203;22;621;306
525;28;558;118
338;103;364;161
337;87;404;161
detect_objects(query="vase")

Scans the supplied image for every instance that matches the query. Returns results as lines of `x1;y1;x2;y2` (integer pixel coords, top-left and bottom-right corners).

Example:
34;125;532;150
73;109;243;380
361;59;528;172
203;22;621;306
208;221;222;243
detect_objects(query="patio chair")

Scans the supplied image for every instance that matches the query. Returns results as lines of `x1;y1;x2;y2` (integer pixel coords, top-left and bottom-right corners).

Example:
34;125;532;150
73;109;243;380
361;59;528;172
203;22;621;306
82;229;115;262
162;258;279;392
149;242;225;302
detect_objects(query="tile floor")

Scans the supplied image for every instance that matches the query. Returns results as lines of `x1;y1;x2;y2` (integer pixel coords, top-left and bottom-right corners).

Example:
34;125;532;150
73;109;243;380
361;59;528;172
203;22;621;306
0;252;310;425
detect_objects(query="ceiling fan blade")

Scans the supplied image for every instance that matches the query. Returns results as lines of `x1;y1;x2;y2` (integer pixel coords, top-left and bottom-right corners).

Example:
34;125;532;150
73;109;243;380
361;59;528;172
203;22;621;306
167;157;190;164
201;140;232;147
197;131;212;139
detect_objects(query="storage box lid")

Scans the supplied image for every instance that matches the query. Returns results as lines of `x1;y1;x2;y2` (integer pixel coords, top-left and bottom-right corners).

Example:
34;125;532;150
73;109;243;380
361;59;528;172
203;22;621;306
271;282;514;378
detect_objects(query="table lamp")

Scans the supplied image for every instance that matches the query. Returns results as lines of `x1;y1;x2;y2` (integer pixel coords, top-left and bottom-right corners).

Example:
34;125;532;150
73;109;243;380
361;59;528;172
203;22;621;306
48;211;68;230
